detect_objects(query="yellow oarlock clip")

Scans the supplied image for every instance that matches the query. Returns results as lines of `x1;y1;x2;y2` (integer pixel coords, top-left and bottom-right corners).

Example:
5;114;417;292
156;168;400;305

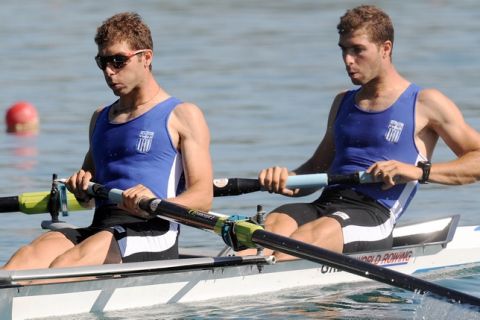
18;191;84;214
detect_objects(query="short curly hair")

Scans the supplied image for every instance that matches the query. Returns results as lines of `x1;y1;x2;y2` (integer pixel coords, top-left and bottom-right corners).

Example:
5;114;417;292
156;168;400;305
337;5;394;47
94;12;153;51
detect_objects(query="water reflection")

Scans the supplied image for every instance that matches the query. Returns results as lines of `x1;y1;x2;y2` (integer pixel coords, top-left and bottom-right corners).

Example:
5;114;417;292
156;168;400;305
0;134;39;194
7;134;38;171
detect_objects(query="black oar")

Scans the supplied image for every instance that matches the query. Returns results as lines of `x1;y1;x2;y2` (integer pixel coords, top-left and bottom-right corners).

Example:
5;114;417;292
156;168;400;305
213;171;376;196
85;181;480;308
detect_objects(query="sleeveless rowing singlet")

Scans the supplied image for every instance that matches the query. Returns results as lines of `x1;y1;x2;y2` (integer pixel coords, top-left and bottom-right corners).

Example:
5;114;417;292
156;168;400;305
92;97;185;210
328;84;424;221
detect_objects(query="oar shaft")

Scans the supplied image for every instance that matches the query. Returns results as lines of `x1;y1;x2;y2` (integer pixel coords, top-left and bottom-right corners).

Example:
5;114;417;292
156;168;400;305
88;183;222;231
143;199;222;231
0;196;20;213
251;229;480;307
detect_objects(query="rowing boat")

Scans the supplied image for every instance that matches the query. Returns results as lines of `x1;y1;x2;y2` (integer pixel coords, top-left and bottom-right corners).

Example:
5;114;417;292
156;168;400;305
1;214;479;319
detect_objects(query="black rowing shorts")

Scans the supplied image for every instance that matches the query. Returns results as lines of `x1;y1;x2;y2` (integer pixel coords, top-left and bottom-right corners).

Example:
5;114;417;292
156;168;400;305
273;188;395;253
56;206;179;262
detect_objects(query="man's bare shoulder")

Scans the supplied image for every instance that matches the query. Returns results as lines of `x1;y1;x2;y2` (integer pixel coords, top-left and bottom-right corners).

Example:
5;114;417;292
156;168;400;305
172;102;204;117
170;102;209;136
417;88;449;104
171;102;207;125
417;87;465;127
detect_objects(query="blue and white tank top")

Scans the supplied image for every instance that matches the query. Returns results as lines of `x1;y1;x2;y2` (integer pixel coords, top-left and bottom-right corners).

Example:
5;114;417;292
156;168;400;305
92;97;185;208
328;84;423;221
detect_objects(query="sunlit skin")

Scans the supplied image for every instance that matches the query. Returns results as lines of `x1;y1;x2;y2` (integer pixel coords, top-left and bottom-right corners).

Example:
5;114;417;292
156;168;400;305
99;42;150;98
338;28;387;86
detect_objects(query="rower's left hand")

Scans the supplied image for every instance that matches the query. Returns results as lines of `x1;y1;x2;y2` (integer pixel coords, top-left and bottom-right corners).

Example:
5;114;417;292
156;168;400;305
367;160;422;190
120;184;156;218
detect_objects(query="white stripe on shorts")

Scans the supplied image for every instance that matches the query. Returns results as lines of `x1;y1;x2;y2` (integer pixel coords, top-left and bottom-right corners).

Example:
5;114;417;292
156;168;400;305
342;212;395;245
114;223;179;258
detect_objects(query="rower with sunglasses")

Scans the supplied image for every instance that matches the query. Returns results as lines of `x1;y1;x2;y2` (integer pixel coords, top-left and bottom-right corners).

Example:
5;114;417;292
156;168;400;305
3;12;213;270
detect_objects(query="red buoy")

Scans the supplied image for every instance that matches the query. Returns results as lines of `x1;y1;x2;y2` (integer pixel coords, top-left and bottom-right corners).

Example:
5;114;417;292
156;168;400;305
5;101;39;134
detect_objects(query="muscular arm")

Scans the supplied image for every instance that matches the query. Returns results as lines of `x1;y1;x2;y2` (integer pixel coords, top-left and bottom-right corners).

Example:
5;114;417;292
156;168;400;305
165;102;213;211
65;107;102;208
369;89;480;188
417;89;480;184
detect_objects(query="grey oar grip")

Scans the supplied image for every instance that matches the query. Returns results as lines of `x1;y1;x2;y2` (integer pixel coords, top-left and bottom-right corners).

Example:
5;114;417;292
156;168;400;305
87;183;123;204
285;174;329;189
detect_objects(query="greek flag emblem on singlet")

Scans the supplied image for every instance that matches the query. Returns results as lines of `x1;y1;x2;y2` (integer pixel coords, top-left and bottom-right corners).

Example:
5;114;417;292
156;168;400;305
385;120;404;143
136;131;155;153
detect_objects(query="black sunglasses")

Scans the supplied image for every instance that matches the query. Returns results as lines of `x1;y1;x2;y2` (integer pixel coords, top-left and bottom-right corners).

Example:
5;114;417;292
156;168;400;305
95;49;149;70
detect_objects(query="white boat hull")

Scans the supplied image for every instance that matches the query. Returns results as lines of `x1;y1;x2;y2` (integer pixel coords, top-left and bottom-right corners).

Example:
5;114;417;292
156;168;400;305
1;216;480;319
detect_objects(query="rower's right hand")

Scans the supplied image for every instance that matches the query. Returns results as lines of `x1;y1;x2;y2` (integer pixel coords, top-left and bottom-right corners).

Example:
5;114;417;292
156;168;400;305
120;184;156;219
258;166;295;196
65;169;93;204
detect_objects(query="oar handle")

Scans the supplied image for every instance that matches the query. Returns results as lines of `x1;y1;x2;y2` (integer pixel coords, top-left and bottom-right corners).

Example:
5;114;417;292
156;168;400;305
288;171;376;188
213;171;376;196
213;178;261;196
87;183;123;204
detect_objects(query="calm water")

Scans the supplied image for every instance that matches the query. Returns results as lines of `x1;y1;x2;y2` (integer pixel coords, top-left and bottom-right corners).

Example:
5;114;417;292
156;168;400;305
1;0;480;319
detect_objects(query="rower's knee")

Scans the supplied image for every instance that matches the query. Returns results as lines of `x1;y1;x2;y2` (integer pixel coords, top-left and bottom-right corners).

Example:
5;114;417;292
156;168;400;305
2;244;36;270
264;212;298;236
50;231;121;268
291;217;343;252
3;231;74;270
49;253;74;268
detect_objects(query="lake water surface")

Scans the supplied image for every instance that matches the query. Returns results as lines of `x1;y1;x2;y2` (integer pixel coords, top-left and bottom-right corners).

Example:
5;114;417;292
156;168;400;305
1;1;480;319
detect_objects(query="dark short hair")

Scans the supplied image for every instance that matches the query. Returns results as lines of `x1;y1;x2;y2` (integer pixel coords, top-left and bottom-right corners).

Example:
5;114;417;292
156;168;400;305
337;5;394;46
94;12;153;50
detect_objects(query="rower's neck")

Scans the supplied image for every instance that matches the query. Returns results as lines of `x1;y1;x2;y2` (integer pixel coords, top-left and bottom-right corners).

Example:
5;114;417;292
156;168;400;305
110;86;168;122
356;71;410;112
114;88;161;114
